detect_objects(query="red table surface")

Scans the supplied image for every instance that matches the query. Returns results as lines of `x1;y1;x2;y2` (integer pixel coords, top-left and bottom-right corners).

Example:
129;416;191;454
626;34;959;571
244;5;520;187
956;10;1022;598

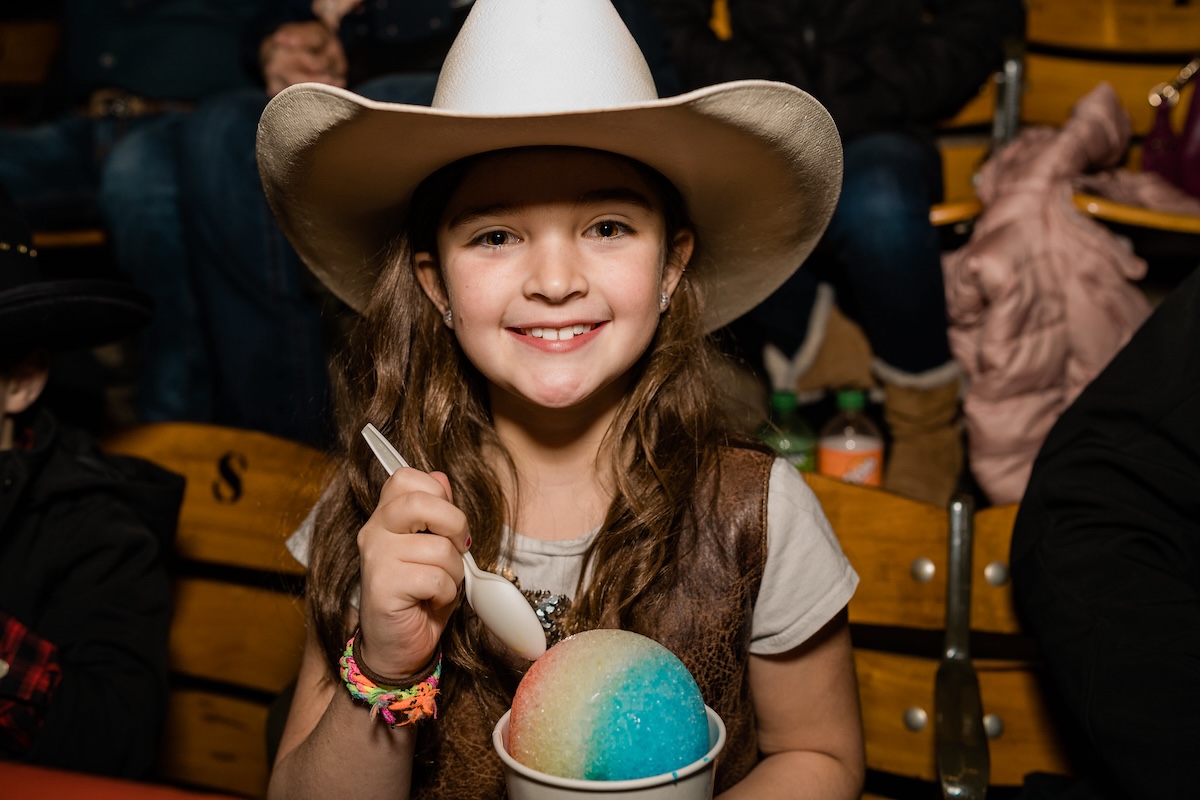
0;761;244;799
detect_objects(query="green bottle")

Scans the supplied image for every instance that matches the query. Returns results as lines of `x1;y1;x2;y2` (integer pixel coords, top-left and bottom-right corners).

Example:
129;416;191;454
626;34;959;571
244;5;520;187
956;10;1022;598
759;390;816;472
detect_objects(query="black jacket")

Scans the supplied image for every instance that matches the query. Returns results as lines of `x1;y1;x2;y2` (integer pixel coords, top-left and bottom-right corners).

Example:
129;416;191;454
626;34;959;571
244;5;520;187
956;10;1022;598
1011;266;1200;800
0;408;183;777
647;0;1025;142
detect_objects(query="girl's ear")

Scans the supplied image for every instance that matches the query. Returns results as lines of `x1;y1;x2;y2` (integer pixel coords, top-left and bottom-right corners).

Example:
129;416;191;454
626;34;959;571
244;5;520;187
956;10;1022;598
413;250;449;314
660;227;695;298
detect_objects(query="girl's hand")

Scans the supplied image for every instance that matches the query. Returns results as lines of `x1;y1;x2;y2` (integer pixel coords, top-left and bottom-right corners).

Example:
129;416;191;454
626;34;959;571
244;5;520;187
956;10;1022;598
355;468;470;679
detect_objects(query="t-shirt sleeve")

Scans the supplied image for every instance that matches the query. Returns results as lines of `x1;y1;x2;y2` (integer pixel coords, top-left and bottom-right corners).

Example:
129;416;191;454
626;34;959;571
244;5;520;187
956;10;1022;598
750;459;859;655
286;502;318;568
287;489;361;606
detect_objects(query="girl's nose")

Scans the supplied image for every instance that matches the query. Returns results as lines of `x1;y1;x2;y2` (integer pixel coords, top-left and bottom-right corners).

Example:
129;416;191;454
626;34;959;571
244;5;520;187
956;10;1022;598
522;237;588;302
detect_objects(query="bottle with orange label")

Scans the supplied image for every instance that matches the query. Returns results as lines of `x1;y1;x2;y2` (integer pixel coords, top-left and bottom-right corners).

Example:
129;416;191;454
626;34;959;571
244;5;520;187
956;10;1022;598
817;389;884;486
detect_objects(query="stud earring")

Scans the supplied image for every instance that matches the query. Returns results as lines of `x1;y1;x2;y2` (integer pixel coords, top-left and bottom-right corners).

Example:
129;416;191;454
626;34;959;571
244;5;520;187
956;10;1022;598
443;309;454;326
659;292;671;310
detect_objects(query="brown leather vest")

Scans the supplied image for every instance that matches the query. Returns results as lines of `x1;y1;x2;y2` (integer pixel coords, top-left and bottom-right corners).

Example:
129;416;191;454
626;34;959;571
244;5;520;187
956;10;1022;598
412;446;773;799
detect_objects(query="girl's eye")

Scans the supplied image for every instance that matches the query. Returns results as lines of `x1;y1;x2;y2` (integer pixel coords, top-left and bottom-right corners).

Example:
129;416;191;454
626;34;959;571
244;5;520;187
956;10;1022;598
476;230;514;247
590;221;629;238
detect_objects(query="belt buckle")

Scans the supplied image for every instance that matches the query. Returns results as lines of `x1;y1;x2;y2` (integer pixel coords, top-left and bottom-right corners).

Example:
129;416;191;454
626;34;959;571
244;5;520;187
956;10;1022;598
90;89;136;119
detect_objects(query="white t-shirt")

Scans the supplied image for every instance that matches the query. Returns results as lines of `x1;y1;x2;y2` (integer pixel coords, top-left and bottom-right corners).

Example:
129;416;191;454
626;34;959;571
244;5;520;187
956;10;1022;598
287;457;858;656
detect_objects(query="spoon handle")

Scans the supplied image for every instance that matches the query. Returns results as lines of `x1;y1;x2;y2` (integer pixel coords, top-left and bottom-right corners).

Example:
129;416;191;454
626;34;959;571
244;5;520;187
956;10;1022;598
362;423;408;475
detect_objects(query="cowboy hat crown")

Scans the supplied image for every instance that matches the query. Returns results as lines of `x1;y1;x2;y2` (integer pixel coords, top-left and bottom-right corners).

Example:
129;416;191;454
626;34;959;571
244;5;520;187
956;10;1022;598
432;0;658;113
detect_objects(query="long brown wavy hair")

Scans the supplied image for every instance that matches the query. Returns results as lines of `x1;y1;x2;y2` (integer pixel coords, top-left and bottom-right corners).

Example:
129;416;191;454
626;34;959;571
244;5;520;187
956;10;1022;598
306;146;741;699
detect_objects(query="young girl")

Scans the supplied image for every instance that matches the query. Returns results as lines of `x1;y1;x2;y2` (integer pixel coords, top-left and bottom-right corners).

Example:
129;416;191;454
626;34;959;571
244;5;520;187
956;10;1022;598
257;0;862;797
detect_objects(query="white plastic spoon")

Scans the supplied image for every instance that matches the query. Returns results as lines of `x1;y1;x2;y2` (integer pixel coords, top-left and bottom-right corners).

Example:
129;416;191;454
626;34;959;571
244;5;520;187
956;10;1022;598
361;423;547;661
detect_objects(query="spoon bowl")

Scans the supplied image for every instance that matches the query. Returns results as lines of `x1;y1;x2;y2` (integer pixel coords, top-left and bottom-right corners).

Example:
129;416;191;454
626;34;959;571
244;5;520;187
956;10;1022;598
362;423;547;661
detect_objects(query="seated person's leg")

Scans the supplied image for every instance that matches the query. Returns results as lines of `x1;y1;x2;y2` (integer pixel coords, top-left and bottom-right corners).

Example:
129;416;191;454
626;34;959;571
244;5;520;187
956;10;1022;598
822;132;962;506
354;73;439;105
824;132;951;375
99;113;212;423
0;117;99;229
177;88;333;446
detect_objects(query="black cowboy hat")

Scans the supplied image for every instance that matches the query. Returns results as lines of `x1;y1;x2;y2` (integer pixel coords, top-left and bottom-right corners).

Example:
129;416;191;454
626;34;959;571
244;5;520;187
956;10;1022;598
0;188;151;364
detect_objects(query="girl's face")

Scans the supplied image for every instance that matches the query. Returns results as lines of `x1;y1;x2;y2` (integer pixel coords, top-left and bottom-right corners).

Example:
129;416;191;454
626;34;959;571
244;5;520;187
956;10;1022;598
415;148;693;415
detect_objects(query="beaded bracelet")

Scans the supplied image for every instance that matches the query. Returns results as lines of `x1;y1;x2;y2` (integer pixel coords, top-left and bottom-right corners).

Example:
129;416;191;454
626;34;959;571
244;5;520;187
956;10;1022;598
339;634;441;727
352;629;439;687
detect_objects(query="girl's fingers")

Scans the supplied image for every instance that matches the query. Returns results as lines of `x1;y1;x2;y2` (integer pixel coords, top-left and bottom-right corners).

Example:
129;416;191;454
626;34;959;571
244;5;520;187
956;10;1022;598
370;468;471;552
428;470;454;503
362;553;462;613
359;525;465;585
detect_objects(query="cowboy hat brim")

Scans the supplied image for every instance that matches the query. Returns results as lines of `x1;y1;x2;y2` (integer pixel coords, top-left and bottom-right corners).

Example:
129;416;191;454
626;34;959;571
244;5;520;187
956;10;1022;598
257;79;842;333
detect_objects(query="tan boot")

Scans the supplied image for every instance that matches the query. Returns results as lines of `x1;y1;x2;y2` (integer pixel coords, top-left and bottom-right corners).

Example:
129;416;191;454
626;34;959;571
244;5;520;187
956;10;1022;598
793;305;875;394
882;377;964;507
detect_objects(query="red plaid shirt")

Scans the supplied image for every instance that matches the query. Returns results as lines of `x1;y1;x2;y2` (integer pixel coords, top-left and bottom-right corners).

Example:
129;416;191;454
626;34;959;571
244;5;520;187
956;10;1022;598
0;611;62;754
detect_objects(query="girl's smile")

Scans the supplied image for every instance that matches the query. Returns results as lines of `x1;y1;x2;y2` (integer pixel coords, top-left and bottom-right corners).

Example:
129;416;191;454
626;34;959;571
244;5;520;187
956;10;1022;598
415;148;693;414
512;321;603;348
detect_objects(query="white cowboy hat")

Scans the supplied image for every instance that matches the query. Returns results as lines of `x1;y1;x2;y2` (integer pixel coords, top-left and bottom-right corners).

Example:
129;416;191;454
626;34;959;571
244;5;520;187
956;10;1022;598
257;0;842;332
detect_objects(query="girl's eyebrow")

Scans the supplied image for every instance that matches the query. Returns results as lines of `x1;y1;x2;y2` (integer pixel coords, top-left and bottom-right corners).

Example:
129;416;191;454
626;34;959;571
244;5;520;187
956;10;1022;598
445;188;654;230
445;202;518;231
575;187;655;210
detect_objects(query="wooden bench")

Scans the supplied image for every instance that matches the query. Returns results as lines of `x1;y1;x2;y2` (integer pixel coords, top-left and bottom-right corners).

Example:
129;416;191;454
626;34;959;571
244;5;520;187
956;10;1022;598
803;473;1075;798
103;422;331;798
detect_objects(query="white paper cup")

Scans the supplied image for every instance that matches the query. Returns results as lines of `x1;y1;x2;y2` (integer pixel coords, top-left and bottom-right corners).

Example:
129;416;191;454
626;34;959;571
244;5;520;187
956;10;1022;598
492;704;726;799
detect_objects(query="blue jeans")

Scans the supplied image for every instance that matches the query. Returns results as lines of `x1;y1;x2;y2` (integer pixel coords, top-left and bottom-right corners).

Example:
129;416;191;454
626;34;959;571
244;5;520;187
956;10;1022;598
0;112;211;421
737;132;953;376
175;74;439;446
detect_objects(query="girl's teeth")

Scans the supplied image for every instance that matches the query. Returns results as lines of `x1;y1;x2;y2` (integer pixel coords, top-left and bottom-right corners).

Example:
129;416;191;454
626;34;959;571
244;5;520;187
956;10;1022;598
528;324;592;340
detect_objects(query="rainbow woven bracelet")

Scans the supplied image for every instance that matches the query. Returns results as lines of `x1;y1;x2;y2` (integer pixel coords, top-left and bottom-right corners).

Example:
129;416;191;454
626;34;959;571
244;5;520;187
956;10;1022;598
339;636;441;727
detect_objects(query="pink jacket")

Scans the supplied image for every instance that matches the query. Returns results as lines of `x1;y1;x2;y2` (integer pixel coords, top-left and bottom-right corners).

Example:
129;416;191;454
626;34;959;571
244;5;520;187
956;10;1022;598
943;83;1200;505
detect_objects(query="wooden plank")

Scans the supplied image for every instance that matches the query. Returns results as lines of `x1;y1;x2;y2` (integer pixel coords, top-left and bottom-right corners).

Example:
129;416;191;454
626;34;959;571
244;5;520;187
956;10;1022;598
804;474;948;630
30;228;107;250
940;79;998;131
168;578;306;694
104;422;331;575
1023;53;1192;136
0;20;60;85
938;137;990;203
1026;0;1200;54
1074;193;1200;234
856;652;1074;788
971;503;1022;635
855;649;938;782
977;660;1075;785
156;691;272;799
930;200;983;228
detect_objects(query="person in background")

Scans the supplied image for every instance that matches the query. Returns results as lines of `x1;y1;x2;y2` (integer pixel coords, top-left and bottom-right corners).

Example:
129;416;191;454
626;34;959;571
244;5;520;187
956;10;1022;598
0;190;183;777
160;0;681;448
1010;264;1200;800
0;0;270;433
646;0;1025;507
